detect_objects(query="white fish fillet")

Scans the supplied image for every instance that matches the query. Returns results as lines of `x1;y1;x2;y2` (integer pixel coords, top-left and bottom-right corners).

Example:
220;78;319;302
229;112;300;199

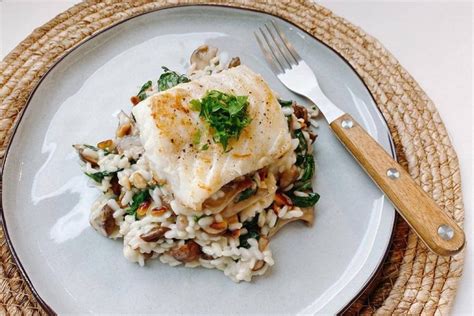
132;65;292;211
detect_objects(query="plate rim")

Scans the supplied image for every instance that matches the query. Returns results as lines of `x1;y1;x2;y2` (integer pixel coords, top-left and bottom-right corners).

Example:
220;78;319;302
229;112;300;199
0;4;397;314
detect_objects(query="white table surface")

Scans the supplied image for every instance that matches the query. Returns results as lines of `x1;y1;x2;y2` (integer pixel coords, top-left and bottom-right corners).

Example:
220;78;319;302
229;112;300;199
0;1;472;314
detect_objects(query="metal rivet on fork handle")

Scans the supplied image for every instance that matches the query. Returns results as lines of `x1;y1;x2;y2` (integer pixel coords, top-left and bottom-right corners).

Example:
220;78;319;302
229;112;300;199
341;119;353;129
386;168;400;179
438;224;454;241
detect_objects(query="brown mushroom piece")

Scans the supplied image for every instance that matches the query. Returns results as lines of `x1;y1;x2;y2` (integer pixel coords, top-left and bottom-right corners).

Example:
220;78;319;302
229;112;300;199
202;177;253;214
227;57;241;68
73;144;99;168
201;253;214;260
169;240;202;263
110;175;121;196
307;130;318;143
140;226;170;242
268;207;314;238
293;104;309;123
190;45;218;70
100;205;117;236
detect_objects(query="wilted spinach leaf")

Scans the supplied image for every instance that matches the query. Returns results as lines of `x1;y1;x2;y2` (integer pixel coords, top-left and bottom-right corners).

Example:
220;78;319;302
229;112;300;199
137;80;152;101
85;169;123;183
239;216;260;249
126;189;151;217
287;192;320;208
158;67;190;91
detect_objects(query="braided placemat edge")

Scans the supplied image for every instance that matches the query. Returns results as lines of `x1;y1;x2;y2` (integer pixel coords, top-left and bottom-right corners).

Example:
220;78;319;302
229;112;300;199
0;1;464;315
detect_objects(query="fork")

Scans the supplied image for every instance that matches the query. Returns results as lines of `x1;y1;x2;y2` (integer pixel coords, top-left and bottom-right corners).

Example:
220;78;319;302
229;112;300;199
255;21;464;256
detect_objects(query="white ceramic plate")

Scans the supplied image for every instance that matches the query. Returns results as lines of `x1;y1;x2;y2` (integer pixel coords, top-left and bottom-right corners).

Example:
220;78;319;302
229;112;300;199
1;6;396;314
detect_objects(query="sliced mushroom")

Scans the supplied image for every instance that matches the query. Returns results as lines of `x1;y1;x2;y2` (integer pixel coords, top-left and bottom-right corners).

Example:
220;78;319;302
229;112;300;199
268;207;314;238
258;168;268;181
190;45;218;70
140;226;170;242
169;240;202;262
110;175;121;196
73;144;99;167
308;130;317;143
293;104;308;123
100;205;117;236
221;189;271;218
227;57;241;68
202;177;253;214
278;165;300;188
201;253;214;260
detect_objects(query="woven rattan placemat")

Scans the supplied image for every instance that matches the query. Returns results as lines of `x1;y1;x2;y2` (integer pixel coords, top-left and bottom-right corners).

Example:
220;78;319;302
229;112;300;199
0;1;465;315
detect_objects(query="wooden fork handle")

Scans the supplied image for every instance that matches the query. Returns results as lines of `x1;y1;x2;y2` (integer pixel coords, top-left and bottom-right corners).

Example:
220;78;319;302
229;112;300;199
330;114;465;256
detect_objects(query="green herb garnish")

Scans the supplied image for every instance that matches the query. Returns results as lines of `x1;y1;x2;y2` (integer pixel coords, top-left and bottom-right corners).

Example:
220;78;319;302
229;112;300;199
201;144;209;151
190;90;252;150
158;67;190;91
193;129;201;146
278;99;293;107
137;80;152;101
85;169;123;183
239;216;260;249
287;192;320;208
126;189;151;217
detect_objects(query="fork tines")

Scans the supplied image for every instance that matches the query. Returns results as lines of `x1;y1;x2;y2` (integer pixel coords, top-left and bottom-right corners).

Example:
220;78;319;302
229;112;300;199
254;20;301;73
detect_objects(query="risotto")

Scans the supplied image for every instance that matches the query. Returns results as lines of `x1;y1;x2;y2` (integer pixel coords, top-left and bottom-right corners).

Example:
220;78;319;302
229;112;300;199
74;45;320;282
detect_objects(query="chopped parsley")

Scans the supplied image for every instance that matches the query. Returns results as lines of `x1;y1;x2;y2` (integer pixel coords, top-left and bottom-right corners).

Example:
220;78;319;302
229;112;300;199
137;80;152;101
190;90;252;151
193;129;201;146
201;144;209;151
126;189;150;217
158;67;190;91
85;169;123;183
